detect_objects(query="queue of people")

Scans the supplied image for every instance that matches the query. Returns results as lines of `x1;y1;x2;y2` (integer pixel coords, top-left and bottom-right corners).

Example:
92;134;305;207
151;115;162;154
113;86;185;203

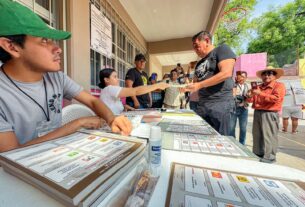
120;58;193;111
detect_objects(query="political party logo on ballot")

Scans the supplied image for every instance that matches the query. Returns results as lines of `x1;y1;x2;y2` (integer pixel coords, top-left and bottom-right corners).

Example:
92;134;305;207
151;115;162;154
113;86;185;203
88;136;96;140
211;171;222;179
236;176;249;183
188;134;196;139
183;140;189;145
99;138;109;142
263;180;279;188
82;155;95;162
52;147;66;153
67;151;79;157
113;141;123;146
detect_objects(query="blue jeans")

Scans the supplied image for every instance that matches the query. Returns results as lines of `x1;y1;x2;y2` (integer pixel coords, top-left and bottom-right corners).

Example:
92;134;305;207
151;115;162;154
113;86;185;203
230;107;248;145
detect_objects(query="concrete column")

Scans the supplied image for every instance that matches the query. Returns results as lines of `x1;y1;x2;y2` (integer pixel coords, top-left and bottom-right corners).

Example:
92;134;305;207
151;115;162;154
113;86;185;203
67;0;91;91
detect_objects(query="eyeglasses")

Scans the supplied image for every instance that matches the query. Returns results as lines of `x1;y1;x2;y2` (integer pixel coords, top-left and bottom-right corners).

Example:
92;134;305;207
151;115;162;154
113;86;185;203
262;71;276;76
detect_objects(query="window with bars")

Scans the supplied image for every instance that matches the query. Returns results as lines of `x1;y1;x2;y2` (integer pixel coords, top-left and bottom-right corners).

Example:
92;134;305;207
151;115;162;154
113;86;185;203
117;29;126;61
127;41;134;64
90;50;117;89
35;0;49;10
90;50;95;86
117;61;126;87
90;0;146;94
135;48;141;56
112;22;116;55
17;0;58;28
90;50;101;89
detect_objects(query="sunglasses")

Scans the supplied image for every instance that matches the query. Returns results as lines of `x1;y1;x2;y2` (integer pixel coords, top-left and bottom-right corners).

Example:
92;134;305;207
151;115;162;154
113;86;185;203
262;71;276;76
238;74;247;78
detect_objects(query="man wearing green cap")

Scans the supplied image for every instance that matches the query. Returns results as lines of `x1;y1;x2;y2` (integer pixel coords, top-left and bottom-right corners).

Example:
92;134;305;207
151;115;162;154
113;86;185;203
0;0;132;152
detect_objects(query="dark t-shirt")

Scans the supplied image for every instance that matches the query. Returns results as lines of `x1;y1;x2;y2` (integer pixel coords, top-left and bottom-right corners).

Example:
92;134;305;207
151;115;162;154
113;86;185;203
177;75;186;84
195;44;236;102
125;68;150;105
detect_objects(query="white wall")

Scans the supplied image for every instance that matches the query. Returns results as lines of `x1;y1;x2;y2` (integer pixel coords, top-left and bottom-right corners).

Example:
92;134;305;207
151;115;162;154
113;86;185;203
149;55;163;80
68;0;91;90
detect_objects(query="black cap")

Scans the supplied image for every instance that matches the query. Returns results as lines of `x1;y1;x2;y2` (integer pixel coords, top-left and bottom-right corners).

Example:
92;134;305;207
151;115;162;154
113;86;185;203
135;53;146;62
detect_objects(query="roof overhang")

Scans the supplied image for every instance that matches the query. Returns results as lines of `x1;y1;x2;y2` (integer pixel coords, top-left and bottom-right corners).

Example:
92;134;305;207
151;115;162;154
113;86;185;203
119;0;227;65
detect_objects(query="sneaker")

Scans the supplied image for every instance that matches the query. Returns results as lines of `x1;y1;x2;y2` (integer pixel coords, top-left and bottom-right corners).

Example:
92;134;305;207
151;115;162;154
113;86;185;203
292;131;298;134
260;158;276;163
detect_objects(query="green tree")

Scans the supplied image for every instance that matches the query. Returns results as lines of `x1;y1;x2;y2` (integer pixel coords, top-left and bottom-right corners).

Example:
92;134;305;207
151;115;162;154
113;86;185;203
214;0;257;54
247;0;305;67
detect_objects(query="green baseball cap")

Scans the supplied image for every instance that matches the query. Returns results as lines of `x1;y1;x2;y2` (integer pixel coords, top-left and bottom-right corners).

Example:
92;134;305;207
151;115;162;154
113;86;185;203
0;0;71;40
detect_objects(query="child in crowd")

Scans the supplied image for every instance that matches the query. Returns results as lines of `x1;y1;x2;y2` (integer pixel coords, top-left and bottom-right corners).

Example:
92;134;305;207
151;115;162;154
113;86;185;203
98;68;169;114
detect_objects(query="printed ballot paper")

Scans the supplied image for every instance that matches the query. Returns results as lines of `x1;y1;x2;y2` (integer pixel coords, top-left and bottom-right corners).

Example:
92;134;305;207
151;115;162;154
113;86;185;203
0;132;146;207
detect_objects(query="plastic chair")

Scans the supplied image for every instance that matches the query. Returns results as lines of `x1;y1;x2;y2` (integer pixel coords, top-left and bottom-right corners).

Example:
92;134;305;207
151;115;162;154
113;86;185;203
61;104;96;126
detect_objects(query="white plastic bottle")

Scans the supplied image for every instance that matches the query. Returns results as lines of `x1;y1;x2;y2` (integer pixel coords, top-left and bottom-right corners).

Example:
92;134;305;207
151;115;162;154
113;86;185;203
149;126;162;177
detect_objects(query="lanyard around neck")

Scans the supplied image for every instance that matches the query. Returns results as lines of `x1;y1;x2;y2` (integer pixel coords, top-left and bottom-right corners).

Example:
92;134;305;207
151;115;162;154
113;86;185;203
1;66;50;121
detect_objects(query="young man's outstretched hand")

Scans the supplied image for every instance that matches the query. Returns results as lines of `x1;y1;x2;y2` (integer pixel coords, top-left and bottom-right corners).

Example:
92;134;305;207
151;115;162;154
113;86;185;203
110;115;132;136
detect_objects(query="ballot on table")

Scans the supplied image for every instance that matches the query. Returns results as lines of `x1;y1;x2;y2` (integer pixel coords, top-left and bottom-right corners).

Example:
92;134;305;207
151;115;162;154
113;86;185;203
0;132;146;207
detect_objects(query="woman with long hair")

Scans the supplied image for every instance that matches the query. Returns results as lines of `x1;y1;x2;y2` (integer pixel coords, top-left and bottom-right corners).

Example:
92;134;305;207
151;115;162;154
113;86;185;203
98;68;169;114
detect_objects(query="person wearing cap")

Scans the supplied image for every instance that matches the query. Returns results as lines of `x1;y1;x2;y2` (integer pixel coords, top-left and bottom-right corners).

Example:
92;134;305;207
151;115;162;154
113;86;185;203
125;54;151;109
0;0;132;152
186;31;236;135
246;66;286;163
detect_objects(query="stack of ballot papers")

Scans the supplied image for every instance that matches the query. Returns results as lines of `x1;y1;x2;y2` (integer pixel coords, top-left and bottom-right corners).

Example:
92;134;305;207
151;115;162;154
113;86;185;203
0;131;146;207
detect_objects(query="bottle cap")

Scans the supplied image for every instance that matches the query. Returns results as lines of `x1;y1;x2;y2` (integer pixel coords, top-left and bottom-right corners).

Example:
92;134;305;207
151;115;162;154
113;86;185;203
150;126;161;141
